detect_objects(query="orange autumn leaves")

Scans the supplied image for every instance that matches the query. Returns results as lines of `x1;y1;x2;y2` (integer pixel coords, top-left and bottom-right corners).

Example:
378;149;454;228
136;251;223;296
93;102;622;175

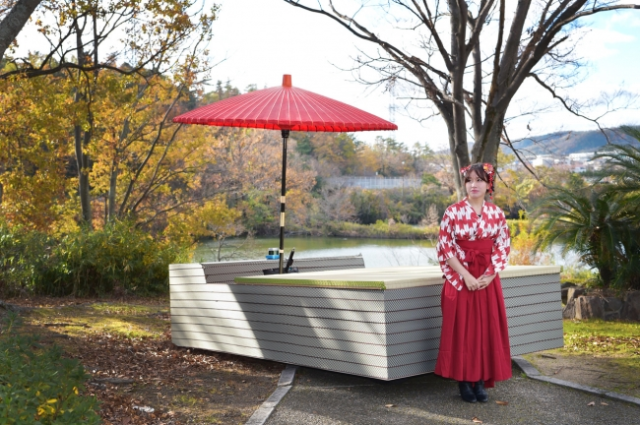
0;69;317;243
0;73;77;231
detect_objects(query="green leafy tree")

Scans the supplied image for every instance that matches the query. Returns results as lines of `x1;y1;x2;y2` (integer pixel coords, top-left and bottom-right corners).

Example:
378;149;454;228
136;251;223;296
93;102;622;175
533;186;637;288
593;127;640;212
421;173;440;187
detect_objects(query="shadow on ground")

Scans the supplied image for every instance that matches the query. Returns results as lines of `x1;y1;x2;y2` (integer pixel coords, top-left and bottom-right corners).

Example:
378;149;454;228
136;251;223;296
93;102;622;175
266;364;640;425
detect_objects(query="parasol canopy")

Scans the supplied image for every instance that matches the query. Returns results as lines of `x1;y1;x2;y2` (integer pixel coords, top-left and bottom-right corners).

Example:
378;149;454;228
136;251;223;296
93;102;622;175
173;75;397;273
173;75;397;132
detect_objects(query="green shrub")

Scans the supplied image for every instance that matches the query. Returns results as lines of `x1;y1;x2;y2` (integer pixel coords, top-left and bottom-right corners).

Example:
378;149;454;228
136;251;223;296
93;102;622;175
37;220;189;296
0;222;52;297
561;265;600;288
0;219;191;297
0;315;101;424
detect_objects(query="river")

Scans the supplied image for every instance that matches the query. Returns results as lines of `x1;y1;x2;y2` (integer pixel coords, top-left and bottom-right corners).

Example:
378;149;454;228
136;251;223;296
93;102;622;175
194;236;580;268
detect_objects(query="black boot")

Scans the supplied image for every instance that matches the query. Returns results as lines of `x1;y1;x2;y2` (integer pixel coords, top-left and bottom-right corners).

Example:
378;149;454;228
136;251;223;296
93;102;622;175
473;380;488;402
458;381;477;403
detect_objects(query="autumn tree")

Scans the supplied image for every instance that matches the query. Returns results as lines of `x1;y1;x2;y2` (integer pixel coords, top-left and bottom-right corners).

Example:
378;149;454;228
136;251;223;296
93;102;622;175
0;67;77;231
1;0;216;226
372;136;413;177
293;132;360;175
165;195;242;245
88;69;216;229
317;184;356;223
284;0;640;196
201;128;317;233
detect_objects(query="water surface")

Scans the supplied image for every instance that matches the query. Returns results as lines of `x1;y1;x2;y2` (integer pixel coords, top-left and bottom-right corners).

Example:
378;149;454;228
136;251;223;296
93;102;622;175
195;236;438;267
195;236;581;268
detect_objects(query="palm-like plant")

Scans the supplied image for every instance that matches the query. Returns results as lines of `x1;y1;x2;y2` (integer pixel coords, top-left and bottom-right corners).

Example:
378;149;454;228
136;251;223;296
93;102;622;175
593;126;640;214
533;186;636;288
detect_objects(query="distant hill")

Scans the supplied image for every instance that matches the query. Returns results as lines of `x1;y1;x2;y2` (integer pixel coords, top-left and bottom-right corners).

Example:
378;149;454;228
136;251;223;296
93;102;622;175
507;127;640;156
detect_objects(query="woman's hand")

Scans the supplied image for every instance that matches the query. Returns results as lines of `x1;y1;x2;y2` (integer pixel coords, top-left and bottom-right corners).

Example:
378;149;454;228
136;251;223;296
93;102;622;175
445;256;493;291
464;274;481;291
477;273;496;289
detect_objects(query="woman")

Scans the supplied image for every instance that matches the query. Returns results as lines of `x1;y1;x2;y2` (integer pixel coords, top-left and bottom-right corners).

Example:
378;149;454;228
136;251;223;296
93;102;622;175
434;163;511;403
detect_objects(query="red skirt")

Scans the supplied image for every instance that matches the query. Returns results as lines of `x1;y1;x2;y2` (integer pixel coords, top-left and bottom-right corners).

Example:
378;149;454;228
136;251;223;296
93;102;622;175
434;239;512;387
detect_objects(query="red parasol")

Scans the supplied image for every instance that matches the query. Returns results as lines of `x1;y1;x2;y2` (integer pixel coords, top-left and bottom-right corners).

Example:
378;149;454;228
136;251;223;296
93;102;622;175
173;75;397;272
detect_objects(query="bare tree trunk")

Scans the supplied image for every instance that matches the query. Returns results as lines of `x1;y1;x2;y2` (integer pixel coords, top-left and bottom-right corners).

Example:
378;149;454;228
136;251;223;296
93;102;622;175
447;128;463;199
448;1;470;197
471;42;483;143
284;0;640;198
107;116;133;222
107;159;118;221
480;111;505;165
217;238;224;262
72;13;93;227
0;0;42;63
74;121;92;225
471;106;501;163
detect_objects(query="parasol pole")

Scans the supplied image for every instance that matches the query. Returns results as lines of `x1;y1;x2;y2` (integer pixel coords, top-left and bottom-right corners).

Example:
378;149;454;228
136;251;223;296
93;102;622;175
278;129;290;274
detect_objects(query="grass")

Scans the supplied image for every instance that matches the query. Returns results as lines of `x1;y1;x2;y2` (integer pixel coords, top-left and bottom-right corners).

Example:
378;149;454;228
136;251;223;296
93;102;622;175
89;303;166;316
561;319;640;356
6;298;283;424
23;303;170;340
174;394;199;408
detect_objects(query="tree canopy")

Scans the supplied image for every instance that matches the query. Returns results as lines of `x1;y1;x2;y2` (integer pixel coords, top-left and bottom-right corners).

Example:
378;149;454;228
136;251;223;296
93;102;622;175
284;0;640;197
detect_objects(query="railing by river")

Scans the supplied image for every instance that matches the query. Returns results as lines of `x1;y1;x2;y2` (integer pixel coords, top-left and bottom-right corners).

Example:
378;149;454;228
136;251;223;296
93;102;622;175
325;177;422;190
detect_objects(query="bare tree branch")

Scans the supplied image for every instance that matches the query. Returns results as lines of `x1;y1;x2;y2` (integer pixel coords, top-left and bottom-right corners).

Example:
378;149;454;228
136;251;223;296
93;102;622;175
529;71;613;143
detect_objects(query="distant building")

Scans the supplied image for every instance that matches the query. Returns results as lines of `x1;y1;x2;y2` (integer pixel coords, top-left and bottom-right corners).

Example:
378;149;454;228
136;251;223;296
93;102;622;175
568;152;595;162
531;155;558;167
325;176;422;190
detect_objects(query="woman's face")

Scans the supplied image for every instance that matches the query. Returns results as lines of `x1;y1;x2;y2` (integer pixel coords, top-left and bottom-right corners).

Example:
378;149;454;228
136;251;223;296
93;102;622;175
465;170;488;200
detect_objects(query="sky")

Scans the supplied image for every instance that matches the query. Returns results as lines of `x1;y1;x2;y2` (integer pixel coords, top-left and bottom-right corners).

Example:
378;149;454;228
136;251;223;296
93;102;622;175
206;0;640;150
12;0;640;151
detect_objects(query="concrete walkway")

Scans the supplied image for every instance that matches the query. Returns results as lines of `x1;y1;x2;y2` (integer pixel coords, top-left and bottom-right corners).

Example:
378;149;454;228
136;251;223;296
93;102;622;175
263;363;640;425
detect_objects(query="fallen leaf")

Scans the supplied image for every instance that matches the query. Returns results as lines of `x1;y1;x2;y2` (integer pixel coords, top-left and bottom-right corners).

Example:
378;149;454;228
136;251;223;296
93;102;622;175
495;400;509;405
472;417;483;423
600;402;608;406
587;401;595;406
385;404;396;408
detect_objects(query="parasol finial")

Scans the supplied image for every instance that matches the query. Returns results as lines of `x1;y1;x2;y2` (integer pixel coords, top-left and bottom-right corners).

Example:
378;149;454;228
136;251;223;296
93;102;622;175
282;74;292;87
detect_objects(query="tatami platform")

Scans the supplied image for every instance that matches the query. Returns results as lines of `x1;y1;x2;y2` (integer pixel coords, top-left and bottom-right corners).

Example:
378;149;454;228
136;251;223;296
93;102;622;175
170;259;563;380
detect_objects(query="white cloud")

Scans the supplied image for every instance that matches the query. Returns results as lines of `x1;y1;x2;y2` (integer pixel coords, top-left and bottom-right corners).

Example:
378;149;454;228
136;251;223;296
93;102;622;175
572;27;636;61
606;11;640;28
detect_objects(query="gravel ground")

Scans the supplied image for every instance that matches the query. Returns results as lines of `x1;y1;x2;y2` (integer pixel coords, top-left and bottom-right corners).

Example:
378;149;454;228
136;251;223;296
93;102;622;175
266;365;640;425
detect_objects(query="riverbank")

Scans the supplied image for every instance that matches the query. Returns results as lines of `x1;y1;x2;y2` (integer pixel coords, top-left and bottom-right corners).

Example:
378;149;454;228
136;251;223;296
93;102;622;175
323;221;439;239
255;218;525;240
